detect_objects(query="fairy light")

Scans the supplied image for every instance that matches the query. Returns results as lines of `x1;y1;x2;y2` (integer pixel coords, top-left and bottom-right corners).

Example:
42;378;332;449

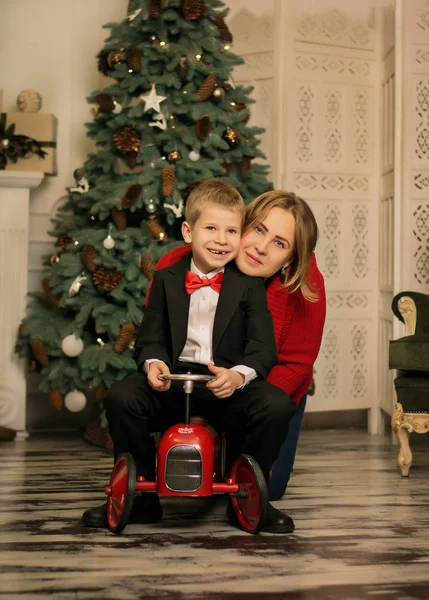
74;240;79;246
96;338;105;346
224;45;230;50
196;54;202;61
160;41;166;46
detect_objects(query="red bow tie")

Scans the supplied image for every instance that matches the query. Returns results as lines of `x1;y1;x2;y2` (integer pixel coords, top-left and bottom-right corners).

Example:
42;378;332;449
185;271;224;295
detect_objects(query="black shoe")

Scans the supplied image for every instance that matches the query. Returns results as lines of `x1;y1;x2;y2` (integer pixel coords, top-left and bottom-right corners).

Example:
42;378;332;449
227;501;294;534
82;494;163;528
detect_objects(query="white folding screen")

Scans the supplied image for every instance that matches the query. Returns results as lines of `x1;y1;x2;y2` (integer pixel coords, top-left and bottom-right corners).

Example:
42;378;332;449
284;7;380;421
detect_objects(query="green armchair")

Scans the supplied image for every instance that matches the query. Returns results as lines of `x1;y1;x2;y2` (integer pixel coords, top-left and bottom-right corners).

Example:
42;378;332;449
389;291;429;476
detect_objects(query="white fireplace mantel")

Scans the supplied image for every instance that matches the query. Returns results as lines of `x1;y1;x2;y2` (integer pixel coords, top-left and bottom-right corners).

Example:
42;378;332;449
0;170;44;438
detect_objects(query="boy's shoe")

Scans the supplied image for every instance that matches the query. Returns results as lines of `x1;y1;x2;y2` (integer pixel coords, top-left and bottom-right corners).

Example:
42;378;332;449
226;500;294;534
82;494;163;528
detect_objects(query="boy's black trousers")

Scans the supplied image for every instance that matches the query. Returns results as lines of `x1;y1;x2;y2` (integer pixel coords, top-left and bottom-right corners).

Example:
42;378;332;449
103;362;295;482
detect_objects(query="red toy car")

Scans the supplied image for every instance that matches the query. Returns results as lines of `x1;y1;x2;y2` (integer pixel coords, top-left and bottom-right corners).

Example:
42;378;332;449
104;373;268;534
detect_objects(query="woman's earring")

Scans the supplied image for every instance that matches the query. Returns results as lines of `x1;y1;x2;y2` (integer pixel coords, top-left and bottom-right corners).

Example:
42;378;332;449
281;265;287;273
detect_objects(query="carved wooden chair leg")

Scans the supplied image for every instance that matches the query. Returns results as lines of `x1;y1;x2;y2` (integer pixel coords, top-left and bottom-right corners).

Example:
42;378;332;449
395;426;412;477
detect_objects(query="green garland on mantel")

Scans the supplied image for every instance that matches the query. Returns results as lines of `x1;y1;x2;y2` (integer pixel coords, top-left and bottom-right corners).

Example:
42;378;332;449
0;113;48;170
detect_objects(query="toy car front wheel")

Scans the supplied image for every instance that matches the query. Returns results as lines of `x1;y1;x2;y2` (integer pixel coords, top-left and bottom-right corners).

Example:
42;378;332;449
229;454;268;534
106;453;136;534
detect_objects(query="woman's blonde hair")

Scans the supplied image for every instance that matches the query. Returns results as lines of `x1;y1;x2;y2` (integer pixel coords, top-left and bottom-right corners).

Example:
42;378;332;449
244;190;319;301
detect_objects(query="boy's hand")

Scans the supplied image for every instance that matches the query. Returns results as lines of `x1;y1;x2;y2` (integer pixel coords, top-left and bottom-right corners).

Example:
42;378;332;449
206;363;244;398
147;361;171;391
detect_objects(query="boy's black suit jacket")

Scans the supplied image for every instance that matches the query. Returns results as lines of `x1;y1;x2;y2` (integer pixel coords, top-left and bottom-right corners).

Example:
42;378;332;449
134;254;277;378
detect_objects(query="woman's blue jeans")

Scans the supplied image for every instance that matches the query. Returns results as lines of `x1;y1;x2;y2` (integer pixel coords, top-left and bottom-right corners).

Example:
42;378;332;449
268;394;307;501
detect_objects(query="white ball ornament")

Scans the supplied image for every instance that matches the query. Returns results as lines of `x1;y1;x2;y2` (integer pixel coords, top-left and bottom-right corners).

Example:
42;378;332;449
103;234;115;250
61;334;84;357
189;151;200;162
147;200;156;214
112;101;122;114
64;390;87;412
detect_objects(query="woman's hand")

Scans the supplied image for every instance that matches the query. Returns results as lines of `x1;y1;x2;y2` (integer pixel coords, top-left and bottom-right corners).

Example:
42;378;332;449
206;363;244;398
147;361;171;391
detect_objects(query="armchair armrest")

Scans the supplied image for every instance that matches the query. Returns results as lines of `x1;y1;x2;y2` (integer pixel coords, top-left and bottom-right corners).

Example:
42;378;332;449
392;291;429;336
397;296;416;336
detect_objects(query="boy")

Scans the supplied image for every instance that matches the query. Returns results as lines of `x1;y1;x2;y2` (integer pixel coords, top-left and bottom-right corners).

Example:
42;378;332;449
82;180;295;533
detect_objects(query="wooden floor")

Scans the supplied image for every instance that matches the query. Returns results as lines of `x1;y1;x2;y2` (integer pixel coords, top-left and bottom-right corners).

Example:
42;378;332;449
2;430;429;599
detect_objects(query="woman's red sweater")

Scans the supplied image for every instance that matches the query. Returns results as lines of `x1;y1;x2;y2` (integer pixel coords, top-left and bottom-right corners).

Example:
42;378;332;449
151;245;326;404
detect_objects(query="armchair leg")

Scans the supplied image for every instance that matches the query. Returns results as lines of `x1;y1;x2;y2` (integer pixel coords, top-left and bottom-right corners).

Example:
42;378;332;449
395;427;412;477
391;403;412;477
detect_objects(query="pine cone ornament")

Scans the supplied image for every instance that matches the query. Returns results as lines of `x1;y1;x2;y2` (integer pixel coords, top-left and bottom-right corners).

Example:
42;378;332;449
82;244;97;273
92;266;123;292
125;46;141;73
177;56;188;80
140;255;157;280
148;0;163;18
181;0;205;22
197;73;217;101
95;93;115;113
42;277;59;306
223;127;241;148
196;116;211;140
121;184;142;209
214;16;233;43
95;382;106;401
162;166;176;196
97;52;111;76
49;388;64;411
240;156;252;174
113;127;141;154
112;208;127;231
114;323;136;353
56;235;73;250
148;217;168;241
31;339;49;366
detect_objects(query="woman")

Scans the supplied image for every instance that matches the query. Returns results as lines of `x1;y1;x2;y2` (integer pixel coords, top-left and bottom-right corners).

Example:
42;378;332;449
153;190;326;500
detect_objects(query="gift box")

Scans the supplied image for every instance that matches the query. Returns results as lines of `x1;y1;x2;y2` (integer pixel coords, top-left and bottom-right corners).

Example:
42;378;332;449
2;112;57;175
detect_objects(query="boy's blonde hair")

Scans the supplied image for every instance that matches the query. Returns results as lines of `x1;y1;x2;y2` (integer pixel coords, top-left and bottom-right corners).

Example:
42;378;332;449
244;191;319;301
185;180;245;227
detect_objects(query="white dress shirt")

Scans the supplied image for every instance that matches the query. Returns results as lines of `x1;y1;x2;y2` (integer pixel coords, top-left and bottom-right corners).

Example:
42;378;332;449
145;259;257;387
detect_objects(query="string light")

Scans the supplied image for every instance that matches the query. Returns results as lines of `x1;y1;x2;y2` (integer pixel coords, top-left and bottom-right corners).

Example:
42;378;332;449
196;54;202;61
230;102;236;107
96;338;105;346
224;45;230;50
74;240;79;246
160;41;166;46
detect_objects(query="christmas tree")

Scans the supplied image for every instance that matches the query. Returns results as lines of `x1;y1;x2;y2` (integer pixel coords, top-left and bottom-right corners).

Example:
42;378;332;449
16;0;271;447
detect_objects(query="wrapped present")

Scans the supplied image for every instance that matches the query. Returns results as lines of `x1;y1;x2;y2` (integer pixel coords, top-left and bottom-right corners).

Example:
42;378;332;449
2;112;57;175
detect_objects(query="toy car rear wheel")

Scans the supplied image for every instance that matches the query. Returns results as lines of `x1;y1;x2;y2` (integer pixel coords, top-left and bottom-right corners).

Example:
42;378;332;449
107;453;136;534
229;454;268;534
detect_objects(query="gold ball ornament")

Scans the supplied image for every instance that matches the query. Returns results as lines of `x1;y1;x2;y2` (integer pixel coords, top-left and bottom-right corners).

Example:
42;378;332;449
223;127;241;148
167;150;182;163
107;49;123;68
212;87;225;101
